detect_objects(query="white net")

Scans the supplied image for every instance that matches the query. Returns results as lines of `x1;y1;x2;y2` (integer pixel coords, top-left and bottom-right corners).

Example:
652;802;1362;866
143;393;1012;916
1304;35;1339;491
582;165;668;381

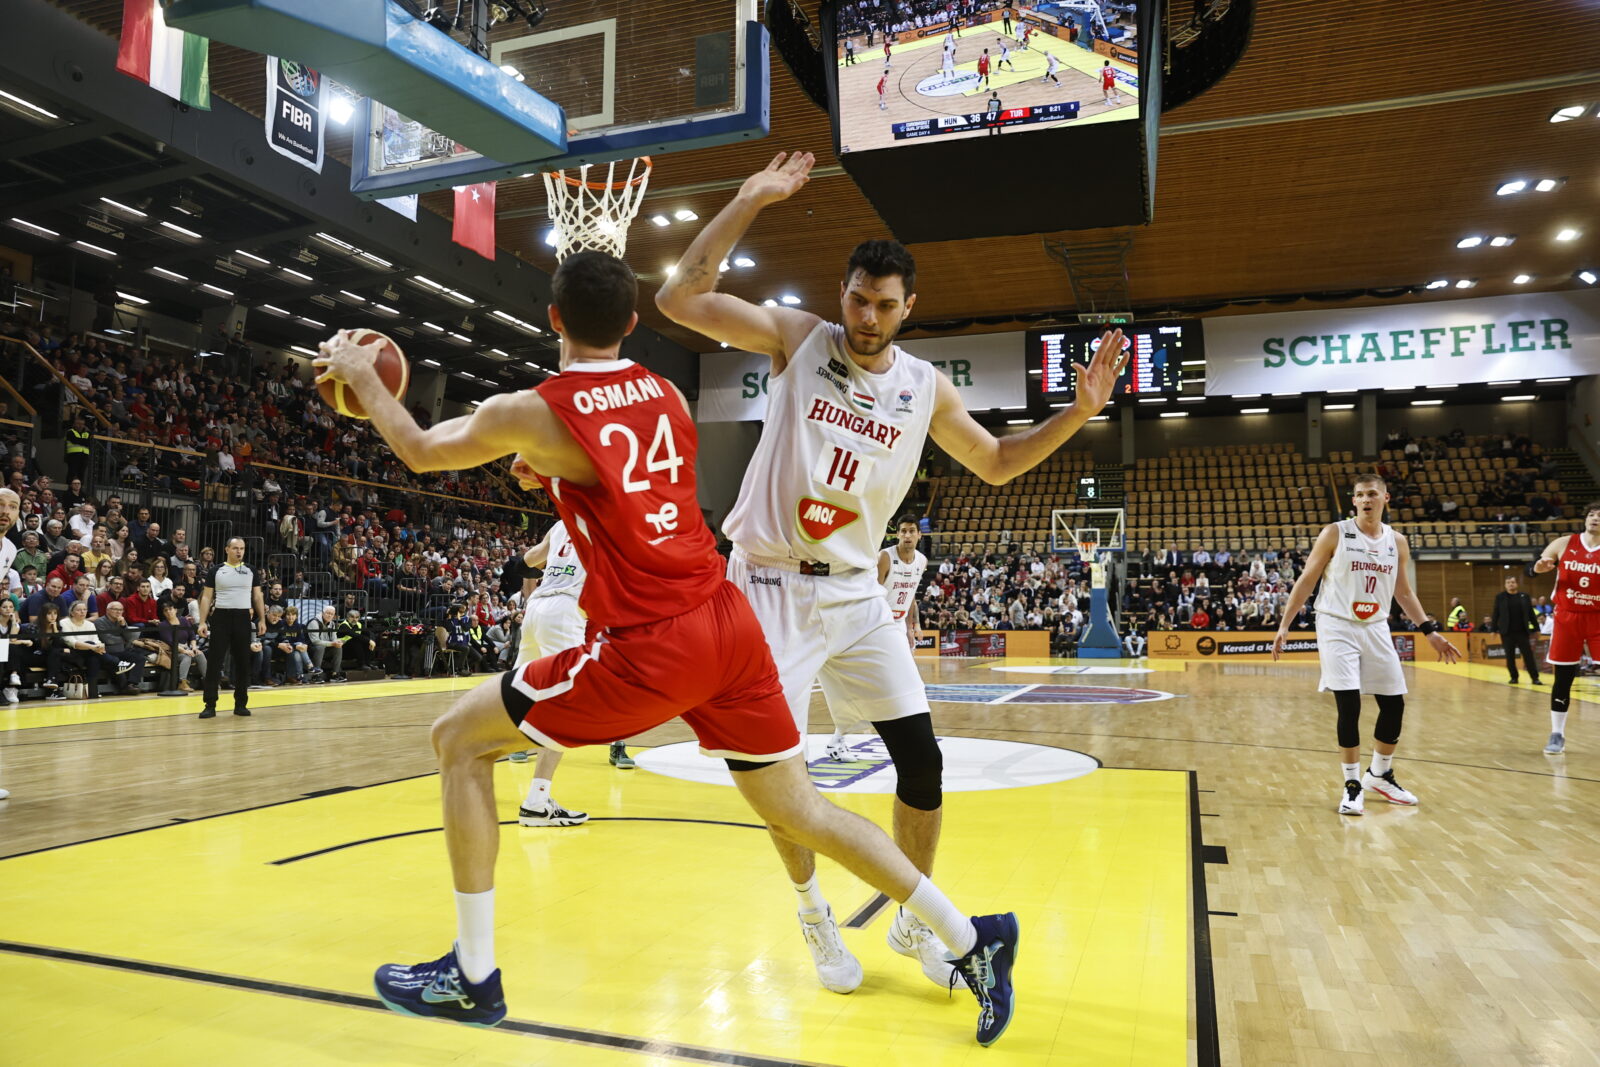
540;156;652;261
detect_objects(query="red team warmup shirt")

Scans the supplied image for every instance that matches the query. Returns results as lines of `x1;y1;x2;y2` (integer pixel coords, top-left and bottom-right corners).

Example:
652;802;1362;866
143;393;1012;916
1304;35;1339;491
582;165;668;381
504;360;801;761
1548;533;1600;663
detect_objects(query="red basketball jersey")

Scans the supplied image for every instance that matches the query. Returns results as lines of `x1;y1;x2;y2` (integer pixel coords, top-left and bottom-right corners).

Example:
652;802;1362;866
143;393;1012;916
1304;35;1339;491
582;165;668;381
1101;67;1115;88
534;360;724;628
1554;533;1600;613
978;54;990;74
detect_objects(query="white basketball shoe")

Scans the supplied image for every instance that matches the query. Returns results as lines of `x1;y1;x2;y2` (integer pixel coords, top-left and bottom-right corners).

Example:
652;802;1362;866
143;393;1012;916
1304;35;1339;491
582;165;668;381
1362;768;1419;806
798;908;862;994
887;906;957;987
1338;779;1364;816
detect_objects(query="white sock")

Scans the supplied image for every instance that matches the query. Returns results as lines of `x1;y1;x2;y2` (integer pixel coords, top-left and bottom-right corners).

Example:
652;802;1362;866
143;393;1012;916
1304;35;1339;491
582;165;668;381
1370;752;1393;776
454;889;496;984
905;875;977;957
522;778;551;810
1341;762;1360;784
1553;710;1568;735
793;877;828;921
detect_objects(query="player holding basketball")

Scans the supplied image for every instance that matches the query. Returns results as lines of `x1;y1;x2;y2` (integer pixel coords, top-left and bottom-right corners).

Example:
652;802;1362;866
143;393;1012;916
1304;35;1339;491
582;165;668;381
317;252;1021;1046
825;514;927;761
1100;59;1120;104
657;150;1126;999
1271;474;1460;815
1531;502;1600;754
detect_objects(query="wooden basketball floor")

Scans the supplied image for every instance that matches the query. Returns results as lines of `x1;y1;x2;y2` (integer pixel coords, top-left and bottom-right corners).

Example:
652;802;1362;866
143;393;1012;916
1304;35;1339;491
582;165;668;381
1;653;1596;1066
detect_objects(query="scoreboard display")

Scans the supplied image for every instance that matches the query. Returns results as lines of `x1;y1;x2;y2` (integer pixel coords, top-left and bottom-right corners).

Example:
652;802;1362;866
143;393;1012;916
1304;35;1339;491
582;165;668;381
1032;321;1203;399
892;101;1080;141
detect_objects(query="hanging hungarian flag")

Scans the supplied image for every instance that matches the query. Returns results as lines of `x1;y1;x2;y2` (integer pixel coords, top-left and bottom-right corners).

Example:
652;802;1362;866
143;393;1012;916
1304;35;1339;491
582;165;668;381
452;182;497;261
116;0;211;110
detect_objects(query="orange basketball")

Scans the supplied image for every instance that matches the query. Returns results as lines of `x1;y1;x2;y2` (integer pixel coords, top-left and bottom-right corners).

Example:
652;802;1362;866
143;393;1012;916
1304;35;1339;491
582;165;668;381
319;329;409;419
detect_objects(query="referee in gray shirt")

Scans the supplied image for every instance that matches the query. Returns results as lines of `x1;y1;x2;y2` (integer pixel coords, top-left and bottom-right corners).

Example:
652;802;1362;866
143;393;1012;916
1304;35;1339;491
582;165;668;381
198;536;266;718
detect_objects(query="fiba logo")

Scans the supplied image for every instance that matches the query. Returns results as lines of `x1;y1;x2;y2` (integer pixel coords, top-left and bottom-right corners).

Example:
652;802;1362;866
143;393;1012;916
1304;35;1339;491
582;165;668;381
1196;636;1217;656
279;60;319;98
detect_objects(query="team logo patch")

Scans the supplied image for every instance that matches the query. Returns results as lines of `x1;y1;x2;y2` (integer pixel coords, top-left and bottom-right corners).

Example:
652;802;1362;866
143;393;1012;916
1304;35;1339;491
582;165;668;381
895;388;914;413
796;497;860;542
849;390;875;411
1352;601;1381;620
827;357;851;377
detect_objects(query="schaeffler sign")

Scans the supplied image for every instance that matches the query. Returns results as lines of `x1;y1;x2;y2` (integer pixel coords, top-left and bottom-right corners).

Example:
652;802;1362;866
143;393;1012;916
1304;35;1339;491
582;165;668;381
1204;289;1600;395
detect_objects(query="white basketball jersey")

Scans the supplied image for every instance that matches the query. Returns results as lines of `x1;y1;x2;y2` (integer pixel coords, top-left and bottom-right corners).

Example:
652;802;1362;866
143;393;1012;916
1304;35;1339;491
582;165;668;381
884;547;927;620
1314;519;1399;626
530;520;586;599
724;321;937;573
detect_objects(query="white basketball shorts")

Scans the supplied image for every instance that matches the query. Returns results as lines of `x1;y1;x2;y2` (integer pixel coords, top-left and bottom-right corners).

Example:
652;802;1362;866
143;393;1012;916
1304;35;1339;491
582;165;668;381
516;594;586;668
726;553;928;735
1316;614;1406;696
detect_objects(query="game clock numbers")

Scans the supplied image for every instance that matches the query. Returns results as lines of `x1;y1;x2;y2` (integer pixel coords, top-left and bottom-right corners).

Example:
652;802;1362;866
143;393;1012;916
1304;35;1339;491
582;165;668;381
1031;321;1203;399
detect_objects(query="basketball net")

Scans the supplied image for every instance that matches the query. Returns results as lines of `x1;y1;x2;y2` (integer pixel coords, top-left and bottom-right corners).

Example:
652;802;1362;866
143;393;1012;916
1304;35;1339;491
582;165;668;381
541;156;652;261
1076;531;1105;590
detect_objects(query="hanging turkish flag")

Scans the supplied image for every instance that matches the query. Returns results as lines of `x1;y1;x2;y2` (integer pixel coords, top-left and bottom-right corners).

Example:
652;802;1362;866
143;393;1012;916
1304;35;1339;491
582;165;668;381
452;181;496;260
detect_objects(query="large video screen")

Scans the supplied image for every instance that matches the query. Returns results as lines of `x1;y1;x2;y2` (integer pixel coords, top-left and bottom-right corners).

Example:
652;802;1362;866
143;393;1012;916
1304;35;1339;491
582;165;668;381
833;1;1142;155
1033;320;1202;399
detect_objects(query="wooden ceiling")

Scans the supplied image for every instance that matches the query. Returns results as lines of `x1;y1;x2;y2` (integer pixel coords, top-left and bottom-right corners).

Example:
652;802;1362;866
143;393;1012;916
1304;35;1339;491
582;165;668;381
49;0;1600;351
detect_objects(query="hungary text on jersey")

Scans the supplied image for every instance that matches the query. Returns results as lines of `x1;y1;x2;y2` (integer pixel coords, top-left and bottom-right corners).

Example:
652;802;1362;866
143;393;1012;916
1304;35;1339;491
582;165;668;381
1313;519;1398;625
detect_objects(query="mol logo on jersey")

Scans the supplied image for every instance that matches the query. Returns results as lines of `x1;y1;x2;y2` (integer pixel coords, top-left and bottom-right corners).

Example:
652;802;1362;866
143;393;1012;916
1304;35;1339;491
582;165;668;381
1352;600;1382;620
797;497;861;542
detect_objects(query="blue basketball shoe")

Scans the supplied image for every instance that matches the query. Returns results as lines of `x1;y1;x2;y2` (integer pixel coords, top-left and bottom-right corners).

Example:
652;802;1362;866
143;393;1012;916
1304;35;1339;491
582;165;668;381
374;944;507;1027
949;912;1020;1046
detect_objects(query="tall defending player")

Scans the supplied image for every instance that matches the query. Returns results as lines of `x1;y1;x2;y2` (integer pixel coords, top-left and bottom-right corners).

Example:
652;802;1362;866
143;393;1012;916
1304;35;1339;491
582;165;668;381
318;252;1022;1046
1532;502;1600;754
1272;474;1460;815
825;513;927;761
656;150;1125;998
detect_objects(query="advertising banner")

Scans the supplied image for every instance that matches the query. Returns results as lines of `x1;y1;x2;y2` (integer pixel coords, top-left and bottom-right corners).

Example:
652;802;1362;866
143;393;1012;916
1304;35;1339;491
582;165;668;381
1204;290;1600;395
1148;630;1467;661
264;57;325;173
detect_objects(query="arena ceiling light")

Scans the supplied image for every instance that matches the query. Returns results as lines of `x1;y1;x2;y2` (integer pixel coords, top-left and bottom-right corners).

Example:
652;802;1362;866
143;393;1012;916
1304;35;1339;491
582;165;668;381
328;95;355;125
1495;180;1527;196
445;291;475;306
1086;414;1109;421
1535;178;1566;192
733;255;756;268
1536;377;1571;383
280;267;314;282
1005;419;1030;425
421;321;445;332
1487;380;1523;386
1157;411;1188;418
673;209;698;222
9;217;59;237
99;197;147;218
1556;228;1581;242
0;88;59;119
70;239;117;258
259;304;289;316
761;299;778;307
1454;279;1477;289
313;232;355;252
1410;399;1444;406
1178;396;1205;404
1456;235;1484;249
1513;273;1533;284
338;290;366;303
543;228;558;247
649;215;670;227
1324;403;1356;411
290;345;318;356
1137;397;1168;404
1425;279;1449;289
296;316;325;328
233;249;271;266
372;303;400;316
115;291;148;305
1549;104;1587;122
1232;393;1261;399
1489;235;1516;247
147;267;186;282
421;359;441;367
411;275;449;291
1326;389;1358;394
199;283;234;297
159;220;203;239
780;294;801;305
1578;270;1598;285
1501;395;1537;402
497;64;525;83
1240;407;1269;414
357;251;393;269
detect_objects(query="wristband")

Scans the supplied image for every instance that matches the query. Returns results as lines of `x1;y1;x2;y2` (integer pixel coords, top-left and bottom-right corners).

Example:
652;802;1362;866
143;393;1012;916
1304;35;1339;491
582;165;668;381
1418;620;1439;636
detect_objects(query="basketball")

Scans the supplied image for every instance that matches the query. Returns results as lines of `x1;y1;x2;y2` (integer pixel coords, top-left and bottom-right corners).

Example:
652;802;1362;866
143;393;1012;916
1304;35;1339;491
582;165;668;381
318;329;409;419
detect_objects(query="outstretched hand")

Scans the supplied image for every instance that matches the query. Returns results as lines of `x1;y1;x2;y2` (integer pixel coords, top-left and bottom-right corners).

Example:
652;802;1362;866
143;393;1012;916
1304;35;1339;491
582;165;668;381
509;455;541;490
314;329;381;386
738;151;815;208
1533;557;1556;574
1071;329;1129;414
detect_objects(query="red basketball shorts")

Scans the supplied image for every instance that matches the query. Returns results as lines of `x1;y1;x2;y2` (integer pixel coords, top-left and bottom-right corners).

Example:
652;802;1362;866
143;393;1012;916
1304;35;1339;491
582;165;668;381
502;580;803;762
1546;610;1600;665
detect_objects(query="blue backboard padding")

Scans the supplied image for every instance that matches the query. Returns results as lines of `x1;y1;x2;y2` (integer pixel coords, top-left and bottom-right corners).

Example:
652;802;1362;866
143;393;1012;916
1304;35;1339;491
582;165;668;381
165;0;567;161
348;21;771;200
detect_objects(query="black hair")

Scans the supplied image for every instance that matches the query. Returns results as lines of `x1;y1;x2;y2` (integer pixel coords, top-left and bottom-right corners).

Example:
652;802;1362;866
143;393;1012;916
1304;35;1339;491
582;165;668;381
896;513;921;529
845;239;916;297
1586;500;1600;517
551;251;637;349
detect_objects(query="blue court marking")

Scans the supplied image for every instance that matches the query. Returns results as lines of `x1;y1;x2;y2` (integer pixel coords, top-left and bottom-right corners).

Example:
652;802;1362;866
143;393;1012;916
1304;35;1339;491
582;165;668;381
923;683;1173;705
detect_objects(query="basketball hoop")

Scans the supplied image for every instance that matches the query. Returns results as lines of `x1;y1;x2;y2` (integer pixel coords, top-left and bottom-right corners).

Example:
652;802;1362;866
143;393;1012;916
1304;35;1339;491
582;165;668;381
1074;529;1101;564
540;156;652;261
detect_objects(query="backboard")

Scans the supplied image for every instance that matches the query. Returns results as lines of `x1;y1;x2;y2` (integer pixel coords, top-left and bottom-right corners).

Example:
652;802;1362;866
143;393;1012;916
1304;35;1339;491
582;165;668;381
350;1;770;198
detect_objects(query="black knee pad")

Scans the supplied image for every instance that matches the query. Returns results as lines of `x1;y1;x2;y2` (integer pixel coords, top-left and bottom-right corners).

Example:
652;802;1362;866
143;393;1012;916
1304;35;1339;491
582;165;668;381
1333;689;1363;750
1552;664;1578;709
874;713;943;811
1373;693;1405;745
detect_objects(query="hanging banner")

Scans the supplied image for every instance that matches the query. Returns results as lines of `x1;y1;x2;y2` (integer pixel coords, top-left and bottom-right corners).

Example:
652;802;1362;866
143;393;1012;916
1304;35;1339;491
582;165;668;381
377;194;418;221
697;331;1027;423
1204;289;1600;395
265;57;325;173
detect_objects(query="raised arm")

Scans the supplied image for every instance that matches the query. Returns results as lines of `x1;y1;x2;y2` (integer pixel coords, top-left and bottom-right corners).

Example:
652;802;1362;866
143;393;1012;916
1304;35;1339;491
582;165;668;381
928;329;1127;485
654;152;822;371
1533;534;1571;574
